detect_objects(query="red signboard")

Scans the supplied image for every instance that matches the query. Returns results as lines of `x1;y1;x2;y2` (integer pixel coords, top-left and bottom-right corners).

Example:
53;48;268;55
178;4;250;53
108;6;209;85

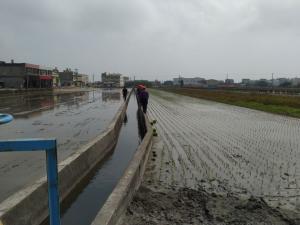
39;75;53;80
25;63;40;69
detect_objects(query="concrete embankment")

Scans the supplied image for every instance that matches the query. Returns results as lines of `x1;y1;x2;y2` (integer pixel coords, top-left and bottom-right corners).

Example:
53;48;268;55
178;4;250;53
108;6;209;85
91;107;153;225
0;91;132;225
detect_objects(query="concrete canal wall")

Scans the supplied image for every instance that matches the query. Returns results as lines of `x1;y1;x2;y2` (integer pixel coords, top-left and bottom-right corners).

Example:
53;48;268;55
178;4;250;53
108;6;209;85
0;90;132;225
91;110;153;225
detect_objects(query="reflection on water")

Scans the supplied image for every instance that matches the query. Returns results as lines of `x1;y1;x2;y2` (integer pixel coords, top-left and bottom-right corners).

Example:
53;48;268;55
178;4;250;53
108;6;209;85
123;113;128;124
1;90;125;119
0;91;90;118
136;108;147;140
102;90;121;102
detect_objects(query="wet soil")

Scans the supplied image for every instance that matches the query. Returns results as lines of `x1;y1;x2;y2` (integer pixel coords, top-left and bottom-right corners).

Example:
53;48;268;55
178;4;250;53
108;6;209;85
119;89;300;224
120;137;299;225
147;90;300;214
0;89;123;202
122;185;297;225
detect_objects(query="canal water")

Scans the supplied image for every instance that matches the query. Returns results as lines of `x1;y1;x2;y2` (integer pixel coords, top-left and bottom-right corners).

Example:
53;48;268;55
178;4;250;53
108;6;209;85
58;95;141;225
0;89;123;202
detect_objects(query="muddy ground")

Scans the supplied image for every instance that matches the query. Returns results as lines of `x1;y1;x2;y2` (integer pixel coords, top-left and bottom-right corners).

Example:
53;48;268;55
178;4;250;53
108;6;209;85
0;89;123;202
119;89;300;225
120;138;299;225
123;186;296;225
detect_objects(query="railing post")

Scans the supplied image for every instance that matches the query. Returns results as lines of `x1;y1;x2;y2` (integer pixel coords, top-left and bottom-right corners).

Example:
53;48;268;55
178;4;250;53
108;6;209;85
46;144;61;225
0;138;61;225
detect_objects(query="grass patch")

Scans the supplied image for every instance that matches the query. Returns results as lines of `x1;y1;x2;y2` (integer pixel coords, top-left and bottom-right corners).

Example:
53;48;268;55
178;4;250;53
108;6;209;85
150;89;177;102
159;88;300;118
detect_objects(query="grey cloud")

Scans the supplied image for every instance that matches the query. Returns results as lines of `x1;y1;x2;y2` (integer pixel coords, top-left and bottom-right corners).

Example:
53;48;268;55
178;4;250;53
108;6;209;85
0;0;299;81
73;1;151;34
0;1;64;27
237;0;300;35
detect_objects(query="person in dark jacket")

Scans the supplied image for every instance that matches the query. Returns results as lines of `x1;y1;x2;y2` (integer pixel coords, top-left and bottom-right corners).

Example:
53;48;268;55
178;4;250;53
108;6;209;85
138;86;149;113
122;87;128;100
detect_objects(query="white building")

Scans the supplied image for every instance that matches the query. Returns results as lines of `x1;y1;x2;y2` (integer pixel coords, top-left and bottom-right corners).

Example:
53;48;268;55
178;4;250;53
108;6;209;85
74;74;89;86
173;77;205;87
102;72;124;87
291;78;300;87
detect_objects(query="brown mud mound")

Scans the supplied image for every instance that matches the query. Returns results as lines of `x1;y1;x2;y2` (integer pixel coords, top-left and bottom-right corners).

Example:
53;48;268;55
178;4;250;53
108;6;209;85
121;185;297;225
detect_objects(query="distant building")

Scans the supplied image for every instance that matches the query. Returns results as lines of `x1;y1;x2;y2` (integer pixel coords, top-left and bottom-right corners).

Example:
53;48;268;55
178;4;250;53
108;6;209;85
52;68;60;87
241;79;250;84
152;80;161;87
74;74;89;87
206;79;222;88
277;78;290;87
173;77;205;87
291;78;300;87
59;69;75;86
122;76;130;87
39;65;53;88
0;60;53;88
225;79;234;84
163;80;173;86
241;79;257;87
272;79;280;87
123;76;129;82
101;72;124;87
255;79;269;87
241;79;251;86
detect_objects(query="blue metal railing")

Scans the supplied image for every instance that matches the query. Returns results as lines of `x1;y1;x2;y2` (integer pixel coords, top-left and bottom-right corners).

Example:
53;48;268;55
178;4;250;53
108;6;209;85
0;114;13;125
0;138;61;225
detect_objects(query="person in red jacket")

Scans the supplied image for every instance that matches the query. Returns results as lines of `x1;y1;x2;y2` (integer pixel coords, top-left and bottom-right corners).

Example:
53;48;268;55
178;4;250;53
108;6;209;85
138;85;149;113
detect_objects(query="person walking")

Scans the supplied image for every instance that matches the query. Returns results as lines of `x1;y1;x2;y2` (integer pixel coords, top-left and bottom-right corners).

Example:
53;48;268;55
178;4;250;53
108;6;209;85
138;85;149;113
122;87;128;100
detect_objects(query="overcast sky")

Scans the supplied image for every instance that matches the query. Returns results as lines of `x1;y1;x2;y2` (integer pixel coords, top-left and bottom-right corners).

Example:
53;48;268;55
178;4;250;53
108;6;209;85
0;0;299;81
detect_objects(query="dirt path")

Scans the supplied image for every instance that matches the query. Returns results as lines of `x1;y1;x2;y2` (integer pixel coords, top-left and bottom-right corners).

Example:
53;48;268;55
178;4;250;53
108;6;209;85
119;89;300;224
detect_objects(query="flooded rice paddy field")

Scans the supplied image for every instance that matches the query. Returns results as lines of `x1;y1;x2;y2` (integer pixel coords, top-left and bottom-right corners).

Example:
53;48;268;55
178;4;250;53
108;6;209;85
0;89;123;202
148;89;300;214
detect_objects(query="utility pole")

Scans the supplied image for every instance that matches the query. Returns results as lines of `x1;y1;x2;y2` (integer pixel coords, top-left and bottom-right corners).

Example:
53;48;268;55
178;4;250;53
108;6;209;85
272;73;274;93
92;74;95;89
75;68;78;87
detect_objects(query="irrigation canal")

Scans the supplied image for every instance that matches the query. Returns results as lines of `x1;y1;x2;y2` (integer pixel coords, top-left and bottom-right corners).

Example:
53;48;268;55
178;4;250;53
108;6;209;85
59;95;141;225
